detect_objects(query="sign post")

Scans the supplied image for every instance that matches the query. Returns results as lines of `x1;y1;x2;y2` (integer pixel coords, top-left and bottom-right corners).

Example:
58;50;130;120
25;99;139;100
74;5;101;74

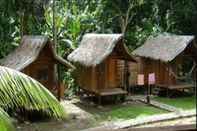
147;73;155;103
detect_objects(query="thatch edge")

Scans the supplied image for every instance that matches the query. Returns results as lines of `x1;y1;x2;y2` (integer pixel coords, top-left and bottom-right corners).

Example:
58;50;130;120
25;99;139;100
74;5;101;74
17;36;48;71
132;35;195;62
68;34;124;67
0;35;75;70
68;34;136;67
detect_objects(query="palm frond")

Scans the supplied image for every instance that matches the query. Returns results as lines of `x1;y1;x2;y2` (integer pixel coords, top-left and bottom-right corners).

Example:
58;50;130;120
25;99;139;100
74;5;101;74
0;66;65;119
0;107;15;131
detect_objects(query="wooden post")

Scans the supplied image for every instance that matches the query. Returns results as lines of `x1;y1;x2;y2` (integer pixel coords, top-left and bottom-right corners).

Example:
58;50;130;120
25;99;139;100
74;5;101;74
146;84;150;104
124;60;129;93
98;95;102;105
147;73;155;104
57;82;61;101
195;69;196;97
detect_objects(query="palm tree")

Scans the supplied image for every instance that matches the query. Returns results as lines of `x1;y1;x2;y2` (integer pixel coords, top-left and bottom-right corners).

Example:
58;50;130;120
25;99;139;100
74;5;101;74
0;66;66;131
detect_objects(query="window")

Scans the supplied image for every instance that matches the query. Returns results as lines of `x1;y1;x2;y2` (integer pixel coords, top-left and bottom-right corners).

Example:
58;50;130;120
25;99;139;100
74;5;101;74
37;67;49;81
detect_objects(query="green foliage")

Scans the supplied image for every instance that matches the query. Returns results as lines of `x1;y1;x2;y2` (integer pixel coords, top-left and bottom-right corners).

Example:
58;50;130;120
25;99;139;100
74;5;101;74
58;65;77;98
0;108;15;131
0;10;20;58
0;66;66;119
0;0;196;56
0;0;47;58
63;70;78;98
0;66;68;130
44;0;105;56
101;0;197;48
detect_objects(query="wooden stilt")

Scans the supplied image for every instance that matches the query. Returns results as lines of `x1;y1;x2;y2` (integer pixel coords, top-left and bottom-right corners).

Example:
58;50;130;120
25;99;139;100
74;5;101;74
147;85;150;104
57;82;61;101
167;88;169;97
98;95;102;105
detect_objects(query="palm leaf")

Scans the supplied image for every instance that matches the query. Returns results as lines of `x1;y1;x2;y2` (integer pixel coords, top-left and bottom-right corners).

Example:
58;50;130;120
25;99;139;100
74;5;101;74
0;66;65;119
0;107;15;131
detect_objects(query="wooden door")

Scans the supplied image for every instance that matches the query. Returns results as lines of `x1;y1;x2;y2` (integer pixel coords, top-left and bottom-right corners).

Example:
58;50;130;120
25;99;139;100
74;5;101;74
97;62;106;90
107;59;117;88
116;60;125;87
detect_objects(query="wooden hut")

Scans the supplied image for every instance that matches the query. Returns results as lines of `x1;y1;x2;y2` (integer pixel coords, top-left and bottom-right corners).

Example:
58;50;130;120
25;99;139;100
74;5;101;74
0;35;74;99
67;34;136;101
132;34;196;93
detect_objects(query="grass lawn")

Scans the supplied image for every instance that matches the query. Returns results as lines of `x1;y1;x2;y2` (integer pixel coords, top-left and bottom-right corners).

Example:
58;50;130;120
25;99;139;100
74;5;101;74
153;96;196;110
93;104;167;121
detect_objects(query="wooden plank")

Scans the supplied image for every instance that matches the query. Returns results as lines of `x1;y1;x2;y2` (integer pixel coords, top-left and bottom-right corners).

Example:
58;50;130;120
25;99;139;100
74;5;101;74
156;84;195;90
168;84;195;89
97;88;127;96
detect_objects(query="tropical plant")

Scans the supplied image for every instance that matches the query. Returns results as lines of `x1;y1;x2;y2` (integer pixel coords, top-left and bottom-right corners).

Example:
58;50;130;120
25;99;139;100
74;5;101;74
0;66;66;130
44;0;105;54
0;108;15;131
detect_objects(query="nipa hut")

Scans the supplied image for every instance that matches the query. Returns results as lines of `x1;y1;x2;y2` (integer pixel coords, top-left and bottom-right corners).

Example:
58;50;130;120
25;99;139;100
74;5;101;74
132;34;196;91
0;35;74;99
68;34;136;102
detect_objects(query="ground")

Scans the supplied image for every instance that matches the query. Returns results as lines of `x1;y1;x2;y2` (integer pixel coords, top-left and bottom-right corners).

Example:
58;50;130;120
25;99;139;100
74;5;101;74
16;119;93;131
16;95;196;131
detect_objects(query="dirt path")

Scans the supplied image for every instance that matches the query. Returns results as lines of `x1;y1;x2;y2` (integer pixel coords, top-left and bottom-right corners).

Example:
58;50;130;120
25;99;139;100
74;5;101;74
16;119;94;131
16;99;98;131
60;99;94;120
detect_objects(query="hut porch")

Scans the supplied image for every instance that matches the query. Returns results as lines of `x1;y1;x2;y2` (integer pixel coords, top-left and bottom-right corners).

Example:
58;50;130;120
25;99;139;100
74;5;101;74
157;83;195;90
156;83;195;97
95;88;127;96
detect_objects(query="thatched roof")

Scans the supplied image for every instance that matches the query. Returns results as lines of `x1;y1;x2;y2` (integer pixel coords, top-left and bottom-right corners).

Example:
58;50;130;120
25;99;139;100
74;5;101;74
132;34;195;62
67;34;136;66
0;36;74;71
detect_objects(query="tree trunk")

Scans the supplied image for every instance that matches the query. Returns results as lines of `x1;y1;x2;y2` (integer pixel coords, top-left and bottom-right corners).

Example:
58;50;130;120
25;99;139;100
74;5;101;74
20;11;29;36
52;0;57;50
